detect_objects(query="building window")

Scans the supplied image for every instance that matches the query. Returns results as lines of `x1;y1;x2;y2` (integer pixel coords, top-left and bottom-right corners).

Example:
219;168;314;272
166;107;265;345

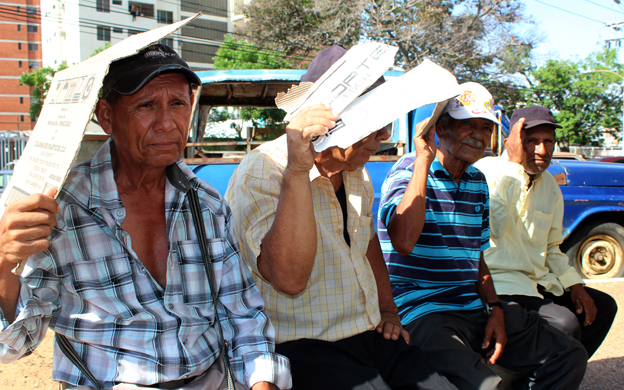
28;43;38;51
97;26;111;41
27;25;37;33
18;42;21;50
29;62;39;69
17;24;20;32
18;61;22;68
129;2;154;18
16;6;20;12
127;29;144;36
157;10;173;24
97;0;110;13
160;37;173;48
20;115;24;122
113;0;122;4
20;97;23;104
26;6;36;14
113;27;123;33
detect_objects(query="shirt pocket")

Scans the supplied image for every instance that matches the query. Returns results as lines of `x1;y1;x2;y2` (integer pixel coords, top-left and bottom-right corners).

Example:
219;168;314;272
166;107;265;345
527;210;553;246
66;254;142;321
176;238;227;313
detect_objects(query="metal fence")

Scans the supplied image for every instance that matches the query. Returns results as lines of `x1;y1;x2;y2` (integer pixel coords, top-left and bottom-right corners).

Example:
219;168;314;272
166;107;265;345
0;136;28;170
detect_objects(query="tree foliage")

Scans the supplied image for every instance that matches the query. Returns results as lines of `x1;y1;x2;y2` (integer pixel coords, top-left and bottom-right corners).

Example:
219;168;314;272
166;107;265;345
518;48;623;148
238;0;536;76
214;35;292;70
19;64;68;120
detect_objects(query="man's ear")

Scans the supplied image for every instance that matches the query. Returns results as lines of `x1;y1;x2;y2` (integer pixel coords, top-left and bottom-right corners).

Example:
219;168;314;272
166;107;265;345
95;98;113;136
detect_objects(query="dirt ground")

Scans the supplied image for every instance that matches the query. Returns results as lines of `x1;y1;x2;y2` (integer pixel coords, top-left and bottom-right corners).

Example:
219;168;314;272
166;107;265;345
1;281;623;390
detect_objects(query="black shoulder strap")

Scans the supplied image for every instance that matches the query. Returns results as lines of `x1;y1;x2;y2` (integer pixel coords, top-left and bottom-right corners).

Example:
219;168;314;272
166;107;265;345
56;186;235;390
55;333;104;390
188;187;236;390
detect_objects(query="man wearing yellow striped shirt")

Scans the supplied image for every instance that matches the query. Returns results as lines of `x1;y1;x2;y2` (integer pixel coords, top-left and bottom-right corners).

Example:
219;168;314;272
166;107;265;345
225;45;454;390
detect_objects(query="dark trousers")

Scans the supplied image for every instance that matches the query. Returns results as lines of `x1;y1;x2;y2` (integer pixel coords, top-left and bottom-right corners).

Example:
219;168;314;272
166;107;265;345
404;302;587;390
275;330;457;390
500;286;617;358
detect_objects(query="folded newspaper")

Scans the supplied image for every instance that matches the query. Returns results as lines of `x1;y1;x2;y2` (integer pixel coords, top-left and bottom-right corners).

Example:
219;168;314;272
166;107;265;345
276;42;461;152
0;14;201;218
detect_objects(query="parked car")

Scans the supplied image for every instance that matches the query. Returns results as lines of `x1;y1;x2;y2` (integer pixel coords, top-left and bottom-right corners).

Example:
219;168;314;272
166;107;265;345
186;69;624;279
595;156;624;164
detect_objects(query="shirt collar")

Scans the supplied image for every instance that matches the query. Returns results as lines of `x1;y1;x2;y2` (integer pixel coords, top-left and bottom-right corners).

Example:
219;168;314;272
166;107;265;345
88;139;195;210
430;156;478;180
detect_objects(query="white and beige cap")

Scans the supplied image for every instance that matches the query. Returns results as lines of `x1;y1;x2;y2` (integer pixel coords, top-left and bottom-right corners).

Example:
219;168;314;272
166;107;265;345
443;82;501;126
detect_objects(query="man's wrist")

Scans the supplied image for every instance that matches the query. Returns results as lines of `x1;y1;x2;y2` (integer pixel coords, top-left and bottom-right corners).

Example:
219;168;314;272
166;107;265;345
485;301;503;317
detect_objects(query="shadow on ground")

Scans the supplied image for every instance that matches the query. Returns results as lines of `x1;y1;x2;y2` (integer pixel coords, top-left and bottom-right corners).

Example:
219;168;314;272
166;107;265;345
581;356;624;390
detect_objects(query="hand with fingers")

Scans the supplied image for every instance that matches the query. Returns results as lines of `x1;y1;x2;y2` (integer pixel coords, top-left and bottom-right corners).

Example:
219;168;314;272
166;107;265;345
503;117;526;165
0;188;59;268
285;104;339;174
570;284;598;326
376;310;410;343
413;121;437;166
482;307;507;365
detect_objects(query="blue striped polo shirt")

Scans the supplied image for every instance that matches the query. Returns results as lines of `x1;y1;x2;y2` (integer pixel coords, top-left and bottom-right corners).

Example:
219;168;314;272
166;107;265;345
378;153;490;325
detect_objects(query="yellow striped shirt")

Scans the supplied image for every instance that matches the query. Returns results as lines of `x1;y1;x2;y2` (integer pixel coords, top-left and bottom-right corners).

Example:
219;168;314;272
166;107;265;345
225;135;380;344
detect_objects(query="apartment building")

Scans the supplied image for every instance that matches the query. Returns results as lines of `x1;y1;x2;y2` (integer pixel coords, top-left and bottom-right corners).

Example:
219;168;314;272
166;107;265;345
41;0;235;71
0;0;42;131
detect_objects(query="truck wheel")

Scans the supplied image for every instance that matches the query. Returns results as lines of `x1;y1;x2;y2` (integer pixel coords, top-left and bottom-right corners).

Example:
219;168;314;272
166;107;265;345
566;223;624;279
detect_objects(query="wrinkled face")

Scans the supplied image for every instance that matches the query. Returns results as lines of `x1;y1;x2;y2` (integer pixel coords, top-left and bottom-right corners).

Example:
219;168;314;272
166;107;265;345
329;126;391;170
521;124;556;175
437;118;494;164
99;73;193;171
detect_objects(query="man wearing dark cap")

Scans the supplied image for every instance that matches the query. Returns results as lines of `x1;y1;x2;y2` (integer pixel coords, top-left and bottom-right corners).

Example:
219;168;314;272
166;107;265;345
0;44;291;389
475;105;617;359
225;45;454;390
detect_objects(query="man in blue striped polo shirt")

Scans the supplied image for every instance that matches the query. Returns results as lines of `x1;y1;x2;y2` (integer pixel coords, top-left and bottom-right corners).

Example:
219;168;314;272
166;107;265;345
378;83;587;390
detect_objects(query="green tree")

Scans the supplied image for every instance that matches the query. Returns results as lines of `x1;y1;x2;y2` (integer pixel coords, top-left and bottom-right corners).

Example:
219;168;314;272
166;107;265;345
214;35;292;70
212;36;289;141
238;0;536;75
519;48;623;149
91;42;112;57
19;64;68;120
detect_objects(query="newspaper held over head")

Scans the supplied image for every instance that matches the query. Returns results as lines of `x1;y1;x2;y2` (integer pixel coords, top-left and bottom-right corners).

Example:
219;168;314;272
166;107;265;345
0;14;201;219
276;43;398;121
311;59;461;152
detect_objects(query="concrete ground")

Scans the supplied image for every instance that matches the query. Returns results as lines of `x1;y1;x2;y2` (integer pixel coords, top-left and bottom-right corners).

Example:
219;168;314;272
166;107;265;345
1;280;623;389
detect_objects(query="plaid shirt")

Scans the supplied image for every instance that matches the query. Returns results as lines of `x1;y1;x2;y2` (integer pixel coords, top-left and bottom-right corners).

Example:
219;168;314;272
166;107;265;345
0;140;291;389
225;135;380;344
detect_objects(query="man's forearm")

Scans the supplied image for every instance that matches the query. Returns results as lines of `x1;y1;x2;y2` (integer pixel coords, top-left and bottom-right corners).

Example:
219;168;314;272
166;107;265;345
0;259;20;324
388;157;430;255
258;168;317;295
366;235;396;314
477;255;499;303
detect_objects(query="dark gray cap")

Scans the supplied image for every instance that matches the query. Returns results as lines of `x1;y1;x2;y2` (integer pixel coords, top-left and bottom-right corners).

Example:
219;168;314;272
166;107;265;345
102;44;201;98
510;106;562;130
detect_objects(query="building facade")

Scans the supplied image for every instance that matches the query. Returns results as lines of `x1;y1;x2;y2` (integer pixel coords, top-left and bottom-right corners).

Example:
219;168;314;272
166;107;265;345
0;0;42;131
41;0;236;71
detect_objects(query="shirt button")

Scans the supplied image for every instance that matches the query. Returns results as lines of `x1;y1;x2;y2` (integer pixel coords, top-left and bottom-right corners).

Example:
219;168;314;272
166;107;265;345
168;303;173;310
116;210;124;217
183;339;187;345
141;267;146;273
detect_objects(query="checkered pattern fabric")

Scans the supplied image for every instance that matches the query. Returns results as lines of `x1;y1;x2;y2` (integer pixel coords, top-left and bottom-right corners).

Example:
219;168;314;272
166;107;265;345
225;135;380;344
0;140;291;389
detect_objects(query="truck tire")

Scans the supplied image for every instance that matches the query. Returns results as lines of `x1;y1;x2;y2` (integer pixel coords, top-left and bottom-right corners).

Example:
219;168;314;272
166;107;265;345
565;222;624;279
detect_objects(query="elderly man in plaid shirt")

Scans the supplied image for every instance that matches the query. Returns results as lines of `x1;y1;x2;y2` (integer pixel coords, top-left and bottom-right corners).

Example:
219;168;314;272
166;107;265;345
0;45;290;390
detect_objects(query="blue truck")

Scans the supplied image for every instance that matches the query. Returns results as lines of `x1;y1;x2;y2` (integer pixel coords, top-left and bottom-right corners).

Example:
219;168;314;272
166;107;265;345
184;70;624;279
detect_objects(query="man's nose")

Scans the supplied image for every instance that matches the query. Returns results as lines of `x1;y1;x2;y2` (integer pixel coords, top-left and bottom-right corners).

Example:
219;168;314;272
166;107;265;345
535;142;546;155
156;107;176;132
376;126;391;141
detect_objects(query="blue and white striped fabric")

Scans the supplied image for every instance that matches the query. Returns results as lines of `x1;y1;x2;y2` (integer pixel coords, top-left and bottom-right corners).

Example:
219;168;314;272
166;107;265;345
378;153;490;325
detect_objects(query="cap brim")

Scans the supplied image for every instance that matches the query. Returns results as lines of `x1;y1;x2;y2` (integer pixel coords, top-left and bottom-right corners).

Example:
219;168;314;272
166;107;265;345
447;109;501;127
414;100;449;138
524;119;562;129
113;64;201;95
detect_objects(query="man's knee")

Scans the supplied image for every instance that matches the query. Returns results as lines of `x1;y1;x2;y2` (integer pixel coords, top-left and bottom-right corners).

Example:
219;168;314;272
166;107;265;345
546;308;581;340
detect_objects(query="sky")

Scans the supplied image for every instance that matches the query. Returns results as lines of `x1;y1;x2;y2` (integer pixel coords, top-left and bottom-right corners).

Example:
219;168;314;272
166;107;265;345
523;0;624;63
